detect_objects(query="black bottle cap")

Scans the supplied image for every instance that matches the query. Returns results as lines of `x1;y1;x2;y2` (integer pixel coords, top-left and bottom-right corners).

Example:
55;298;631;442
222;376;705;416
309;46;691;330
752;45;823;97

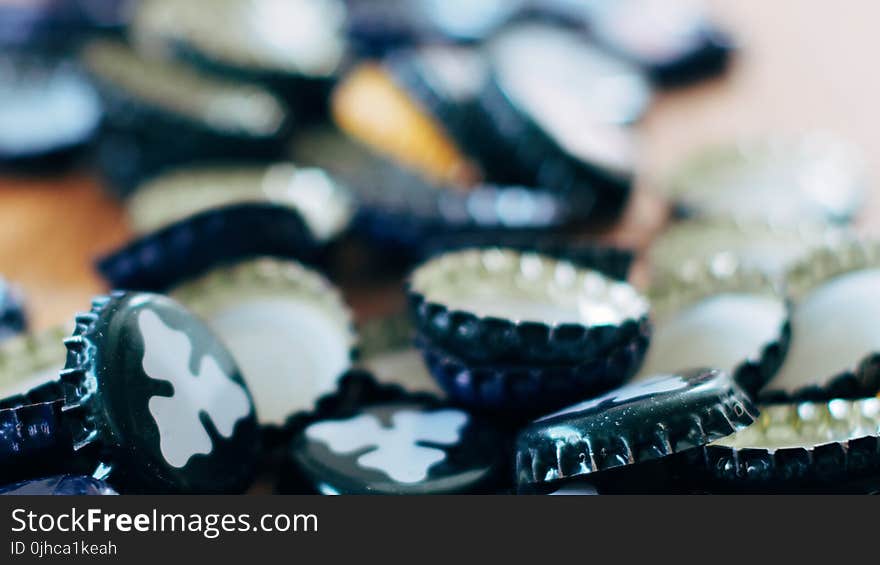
83;40;291;196
57;292;260;493
515;368;758;487
0;278;27;342
0;53;100;172
96;203;319;292
288;395;508;494
640;262;790;396
0;475;117;496
478;23;639;220
698;398;880;493
664;134;867;225
408;248;650;364
762;239;880;402
171;258;357;429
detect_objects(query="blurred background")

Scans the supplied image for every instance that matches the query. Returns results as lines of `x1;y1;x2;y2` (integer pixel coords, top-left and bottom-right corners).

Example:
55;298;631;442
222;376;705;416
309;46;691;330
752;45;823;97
0;0;878;331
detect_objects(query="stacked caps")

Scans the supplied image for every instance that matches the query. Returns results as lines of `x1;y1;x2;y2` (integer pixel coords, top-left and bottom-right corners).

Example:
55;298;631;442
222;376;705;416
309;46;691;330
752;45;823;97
408;248;651;417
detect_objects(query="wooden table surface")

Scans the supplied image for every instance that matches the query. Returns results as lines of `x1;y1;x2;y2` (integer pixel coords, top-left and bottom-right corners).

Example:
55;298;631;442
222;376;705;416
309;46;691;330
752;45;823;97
1;0;879;330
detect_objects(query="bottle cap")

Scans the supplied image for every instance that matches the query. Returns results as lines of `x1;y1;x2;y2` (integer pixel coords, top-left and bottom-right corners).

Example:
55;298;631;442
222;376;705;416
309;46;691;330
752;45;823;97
489;23;651;127
288;395;508;494
649;217;846;285
127;163;355;245
638;263;790;395
664;133;868;224
408;248;650;364
82;40;291;195
702;398;880;493
515;368;758;487
0;475;117;496
96;203;319;291
0;53;100;171
480;23;639;219
29;292;260;493
763;239;880;401
171;258;357;428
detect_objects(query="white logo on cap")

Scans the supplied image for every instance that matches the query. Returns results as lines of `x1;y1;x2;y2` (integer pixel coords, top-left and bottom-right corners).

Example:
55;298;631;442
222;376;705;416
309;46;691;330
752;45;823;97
306;409;468;483
140;309;251;468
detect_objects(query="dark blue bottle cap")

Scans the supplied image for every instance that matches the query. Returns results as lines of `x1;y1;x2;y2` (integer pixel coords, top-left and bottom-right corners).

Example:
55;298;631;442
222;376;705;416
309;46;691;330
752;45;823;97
0;54;100;172
0;474;117;495
408;248;650;364
698;398;880;493
515;369;757;488
96;203;319;292
762;239;880;402
0;278;27;342
640;263;790;396
171;258;358;429
82;40;292;196
288;395;508;494
417;328;647;417
0;292;261;493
